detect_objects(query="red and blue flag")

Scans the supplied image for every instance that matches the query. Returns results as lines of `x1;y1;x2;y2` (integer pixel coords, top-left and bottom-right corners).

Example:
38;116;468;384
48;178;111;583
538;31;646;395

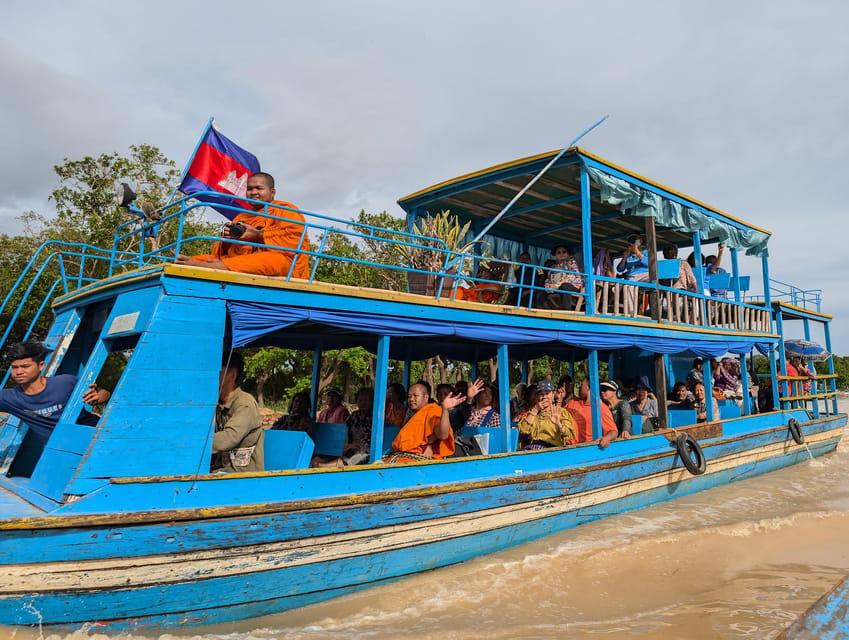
178;125;261;220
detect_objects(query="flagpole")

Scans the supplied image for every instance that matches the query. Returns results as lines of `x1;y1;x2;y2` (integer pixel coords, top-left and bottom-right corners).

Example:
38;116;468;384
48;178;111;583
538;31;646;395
165;116;215;207
465;115;609;247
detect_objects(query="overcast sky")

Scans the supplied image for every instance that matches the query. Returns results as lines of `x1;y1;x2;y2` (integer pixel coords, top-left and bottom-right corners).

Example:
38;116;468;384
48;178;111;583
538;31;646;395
3;1;848;353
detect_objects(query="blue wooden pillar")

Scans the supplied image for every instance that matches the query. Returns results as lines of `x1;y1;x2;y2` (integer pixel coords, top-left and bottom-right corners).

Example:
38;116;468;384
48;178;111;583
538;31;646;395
588;349;602;439
520;358;529;384
402;344;412;391
310;345;322;413
740;352;752;415
800;318;821;418
369;335;391;462
703;357;716;422
768;344;780;414
761;254;773;337
730;248;740;302
775;313;789;409
580;164;595;315
824;324;838;414
693;234;706;322
497;344;512;451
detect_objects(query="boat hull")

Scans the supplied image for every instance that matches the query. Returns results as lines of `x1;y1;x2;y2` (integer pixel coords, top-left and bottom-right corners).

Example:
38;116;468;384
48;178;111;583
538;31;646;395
0;412;843;630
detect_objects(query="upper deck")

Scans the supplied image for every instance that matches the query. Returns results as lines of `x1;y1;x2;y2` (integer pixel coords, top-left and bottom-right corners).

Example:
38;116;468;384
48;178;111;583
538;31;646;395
2;146;826;366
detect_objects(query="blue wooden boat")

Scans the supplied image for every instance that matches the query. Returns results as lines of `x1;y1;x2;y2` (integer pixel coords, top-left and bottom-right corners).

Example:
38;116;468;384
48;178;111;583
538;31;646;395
779;573;849;639
0;147;844;630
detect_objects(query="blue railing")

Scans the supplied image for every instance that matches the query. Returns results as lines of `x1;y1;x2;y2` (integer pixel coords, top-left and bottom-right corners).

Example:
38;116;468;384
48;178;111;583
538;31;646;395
0;242;139;376
746;278;822;312
0;193;812;361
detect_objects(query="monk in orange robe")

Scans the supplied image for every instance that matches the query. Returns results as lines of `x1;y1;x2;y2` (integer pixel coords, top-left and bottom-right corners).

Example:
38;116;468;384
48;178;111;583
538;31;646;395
565;378;618;447
176;172;310;278
390;383;455;460
453;267;503;303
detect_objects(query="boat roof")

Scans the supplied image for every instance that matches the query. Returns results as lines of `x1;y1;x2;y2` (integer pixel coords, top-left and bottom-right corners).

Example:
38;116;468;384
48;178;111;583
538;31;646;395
398;147;771;255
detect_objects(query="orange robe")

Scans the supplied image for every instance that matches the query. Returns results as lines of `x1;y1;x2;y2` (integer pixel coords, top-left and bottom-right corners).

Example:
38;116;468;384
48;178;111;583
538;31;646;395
565;398;618;443
391;403;455;459
455;284;503;303
193;200;310;278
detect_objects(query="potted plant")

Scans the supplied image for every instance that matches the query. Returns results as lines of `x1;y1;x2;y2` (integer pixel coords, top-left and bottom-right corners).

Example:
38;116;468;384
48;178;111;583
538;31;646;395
394;210;485;295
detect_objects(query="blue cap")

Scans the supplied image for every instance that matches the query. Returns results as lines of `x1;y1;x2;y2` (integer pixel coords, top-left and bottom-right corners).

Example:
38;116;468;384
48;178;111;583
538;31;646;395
537;380;555;392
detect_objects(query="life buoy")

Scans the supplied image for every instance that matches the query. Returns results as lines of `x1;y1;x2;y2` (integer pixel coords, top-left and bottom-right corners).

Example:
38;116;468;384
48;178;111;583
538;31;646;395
788;418;805;445
676;433;707;475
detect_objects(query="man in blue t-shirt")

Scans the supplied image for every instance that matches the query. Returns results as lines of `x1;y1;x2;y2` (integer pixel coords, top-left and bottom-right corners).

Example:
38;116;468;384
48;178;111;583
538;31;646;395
0;341;111;444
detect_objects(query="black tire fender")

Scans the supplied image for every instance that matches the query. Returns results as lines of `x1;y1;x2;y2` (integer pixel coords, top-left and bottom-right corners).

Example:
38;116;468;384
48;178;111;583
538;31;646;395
676;433;707;475
788;418;805;445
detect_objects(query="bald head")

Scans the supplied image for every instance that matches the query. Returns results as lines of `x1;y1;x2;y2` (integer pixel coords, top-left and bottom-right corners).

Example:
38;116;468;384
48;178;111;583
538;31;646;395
407;383;430;411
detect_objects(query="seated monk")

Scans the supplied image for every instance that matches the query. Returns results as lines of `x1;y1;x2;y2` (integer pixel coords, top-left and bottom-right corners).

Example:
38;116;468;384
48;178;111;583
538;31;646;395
454;266;503;303
564;378;618;448
389;382;455;460
176;172;310;278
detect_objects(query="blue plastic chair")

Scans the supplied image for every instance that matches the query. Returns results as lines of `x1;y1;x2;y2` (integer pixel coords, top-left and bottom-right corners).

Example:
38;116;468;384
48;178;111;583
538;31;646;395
707;272;730;295
312;422;348;457
631;414;643;435
462;426;519;454
382;423;401;454
263;429;315;470
667;409;697;428
719;404;741;420
657;259;681;281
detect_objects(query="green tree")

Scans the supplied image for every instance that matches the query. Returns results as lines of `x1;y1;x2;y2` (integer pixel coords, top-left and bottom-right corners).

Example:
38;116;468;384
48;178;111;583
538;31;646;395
0;144;218;354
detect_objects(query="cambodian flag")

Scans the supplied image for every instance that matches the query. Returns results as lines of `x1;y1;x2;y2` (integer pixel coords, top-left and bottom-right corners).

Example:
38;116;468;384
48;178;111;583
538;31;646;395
178;124;261;220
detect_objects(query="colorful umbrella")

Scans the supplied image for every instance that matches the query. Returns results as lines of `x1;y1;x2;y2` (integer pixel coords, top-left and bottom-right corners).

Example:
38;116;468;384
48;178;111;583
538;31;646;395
784;339;831;362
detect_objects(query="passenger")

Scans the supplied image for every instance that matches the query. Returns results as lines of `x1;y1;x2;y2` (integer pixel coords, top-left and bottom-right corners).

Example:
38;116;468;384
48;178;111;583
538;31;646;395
616;234;650;316
629;377;659;431
565;378;618;447
705;243;727;297
554;374;575;407
667;382;694;409
599;380;633;438
505;252;544;308
511;382;528;418
388;383;455;460
341;387;374;466
448;378;485;435
454;265;503;303
271;390;315;439
784;357;800;398
385;383;407;427
211;352;264;473
593;248;615;278
516;380;576;450
0;341;111;445
463;382;501;429
544;245;584;310
692;382;719;422
792;357;815;395
685;357;704;391
176;172;311;278
513;383;538;421
662;244;698;292
714;357;741;400
435;383;454;404
317;386;350;423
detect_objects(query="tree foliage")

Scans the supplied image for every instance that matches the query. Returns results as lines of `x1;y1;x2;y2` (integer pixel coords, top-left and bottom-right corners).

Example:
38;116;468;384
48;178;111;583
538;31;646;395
0;144;218;353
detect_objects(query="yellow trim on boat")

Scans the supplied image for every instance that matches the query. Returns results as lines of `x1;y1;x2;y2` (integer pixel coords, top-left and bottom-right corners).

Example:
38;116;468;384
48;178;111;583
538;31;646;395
160;264;775;339
774;301;833;320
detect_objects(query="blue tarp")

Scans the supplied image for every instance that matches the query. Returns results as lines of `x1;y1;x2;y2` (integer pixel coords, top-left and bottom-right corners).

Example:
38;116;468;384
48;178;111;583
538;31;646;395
228;302;771;360
586;166;771;258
